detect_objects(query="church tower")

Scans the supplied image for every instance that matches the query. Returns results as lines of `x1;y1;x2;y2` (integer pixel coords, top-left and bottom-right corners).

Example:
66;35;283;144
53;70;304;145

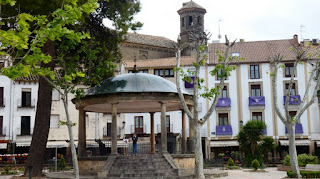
178;1;206;56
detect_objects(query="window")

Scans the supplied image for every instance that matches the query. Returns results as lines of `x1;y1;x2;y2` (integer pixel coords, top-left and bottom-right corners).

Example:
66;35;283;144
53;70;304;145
0;87;3;107
285;63;295;77
50;115;59;128
181;17;185;27
217;68;227;80
52;89;60;101
21;88;31;107
251;84;261;97
197;16;201;25
285;83;296;95
86;115;89;128
134;116;144;133
219;86;228;98
250;65;260;79
289;111;298;123
166;115;171;132
219;113;228;126
189;16;193;26
106;123;111;137
154;69;174;77
252;112;263;122
0;116;3;135
128;69;148;73
21;116;30;135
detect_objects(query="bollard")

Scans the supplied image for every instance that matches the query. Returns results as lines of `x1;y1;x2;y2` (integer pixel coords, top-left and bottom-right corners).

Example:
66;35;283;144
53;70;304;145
28;166;33;179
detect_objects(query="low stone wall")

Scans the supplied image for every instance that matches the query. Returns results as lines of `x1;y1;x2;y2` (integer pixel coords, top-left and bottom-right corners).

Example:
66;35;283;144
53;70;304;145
78;156;108;175
171;154;195;175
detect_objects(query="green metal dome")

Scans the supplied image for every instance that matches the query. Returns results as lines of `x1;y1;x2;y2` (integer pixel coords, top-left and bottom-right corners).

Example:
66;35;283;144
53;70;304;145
86;73;189;96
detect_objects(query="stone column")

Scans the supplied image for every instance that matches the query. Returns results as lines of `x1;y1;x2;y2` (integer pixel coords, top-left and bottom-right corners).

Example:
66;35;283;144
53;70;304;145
309;140;315;155
188;106;194;153
78;107;86;157
160;102;168;153
111;103;118;155
150;112;155;154
181;110;187;154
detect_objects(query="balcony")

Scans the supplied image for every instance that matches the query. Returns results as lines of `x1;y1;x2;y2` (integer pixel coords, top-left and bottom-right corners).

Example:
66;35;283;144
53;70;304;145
130;125;146;134
0;98;4;107
262;128;267;135
249;96;265;106
216;98;231;110
285;124;303;134
157;124;173;133
184;76;195;88
283;95;301;105
216;125;232;135
17;99;36;108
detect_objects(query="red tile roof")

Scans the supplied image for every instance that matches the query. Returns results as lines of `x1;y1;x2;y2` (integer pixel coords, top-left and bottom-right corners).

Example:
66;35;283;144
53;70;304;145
124;33;176;49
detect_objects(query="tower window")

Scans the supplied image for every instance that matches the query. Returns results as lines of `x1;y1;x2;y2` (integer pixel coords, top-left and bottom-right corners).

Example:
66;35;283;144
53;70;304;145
181;17;185;27
198;16;201;25
189;16;193;26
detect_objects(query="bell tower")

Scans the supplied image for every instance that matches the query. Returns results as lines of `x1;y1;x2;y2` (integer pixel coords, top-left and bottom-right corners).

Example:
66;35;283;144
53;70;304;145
178;1;206;56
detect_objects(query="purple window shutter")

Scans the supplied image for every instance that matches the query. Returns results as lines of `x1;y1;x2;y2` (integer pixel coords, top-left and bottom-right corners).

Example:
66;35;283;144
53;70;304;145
283;95;301;105
285;123;303;134
216;125;233;135
216;98;231;107
249;97;265;106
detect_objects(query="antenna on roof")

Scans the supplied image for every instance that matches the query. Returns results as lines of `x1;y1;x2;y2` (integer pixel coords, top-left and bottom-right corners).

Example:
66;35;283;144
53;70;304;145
300;25;306;40
218;19;223;40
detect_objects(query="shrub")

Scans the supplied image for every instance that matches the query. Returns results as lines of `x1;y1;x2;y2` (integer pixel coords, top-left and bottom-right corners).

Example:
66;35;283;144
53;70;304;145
58;155;67;170
287;170;320;178
231;151;240;160
227;158;235;166
251;159;260;170
1;166;18;175
218;153;225;158
282;154;318;167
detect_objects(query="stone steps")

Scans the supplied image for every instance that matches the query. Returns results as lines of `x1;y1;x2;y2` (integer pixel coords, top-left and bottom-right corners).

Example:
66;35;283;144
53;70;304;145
106;154;184;178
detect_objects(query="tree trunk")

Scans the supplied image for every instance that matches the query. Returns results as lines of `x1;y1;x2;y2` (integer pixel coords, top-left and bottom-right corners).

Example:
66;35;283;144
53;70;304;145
288;124;301;177
25;41;55;177
194;122;205;178
63;91;79;178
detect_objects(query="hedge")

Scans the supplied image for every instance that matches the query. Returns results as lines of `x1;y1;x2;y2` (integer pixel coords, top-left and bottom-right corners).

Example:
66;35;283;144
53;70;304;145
287;170;320;178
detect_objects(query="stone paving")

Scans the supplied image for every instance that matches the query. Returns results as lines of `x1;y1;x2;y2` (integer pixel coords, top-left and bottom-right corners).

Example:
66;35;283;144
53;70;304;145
220;167;287;179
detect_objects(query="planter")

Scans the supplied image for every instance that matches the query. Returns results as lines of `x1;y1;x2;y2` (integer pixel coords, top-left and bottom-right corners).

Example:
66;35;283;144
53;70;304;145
277;164;305;171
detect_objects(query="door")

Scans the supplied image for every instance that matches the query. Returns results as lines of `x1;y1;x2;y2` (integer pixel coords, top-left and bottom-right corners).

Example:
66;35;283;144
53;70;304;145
0;116;3;135
21;116;30;135
0;87;3;107
166;115;170;133
134;116;143;133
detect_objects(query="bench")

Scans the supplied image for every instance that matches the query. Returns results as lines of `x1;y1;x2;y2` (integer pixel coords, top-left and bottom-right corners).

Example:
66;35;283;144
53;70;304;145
305;164;320;171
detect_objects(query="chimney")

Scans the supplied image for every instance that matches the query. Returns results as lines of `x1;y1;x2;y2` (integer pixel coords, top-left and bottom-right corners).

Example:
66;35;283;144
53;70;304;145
293;34;299;45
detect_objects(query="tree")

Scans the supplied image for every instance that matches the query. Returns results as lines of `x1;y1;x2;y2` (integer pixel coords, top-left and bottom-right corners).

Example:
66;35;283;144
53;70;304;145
1;0;141;177
175;33;236;178
270;44;320;177
237;120;266;166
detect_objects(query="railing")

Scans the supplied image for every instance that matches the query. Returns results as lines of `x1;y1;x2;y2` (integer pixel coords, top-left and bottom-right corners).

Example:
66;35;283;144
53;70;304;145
283;95;301;105
249;96;265;106
285;124;303;134
216;125;233;135
217;98;231;107
130;125;146;134
0;98;5;107
184;76;195;88
0;127;6;136
16;128;34;136
157;124;173;133
17;99;36;108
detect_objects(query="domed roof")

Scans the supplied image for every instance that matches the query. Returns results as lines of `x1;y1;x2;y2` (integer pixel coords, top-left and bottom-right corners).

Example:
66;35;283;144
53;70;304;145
178;1;206;14
86;73;189;96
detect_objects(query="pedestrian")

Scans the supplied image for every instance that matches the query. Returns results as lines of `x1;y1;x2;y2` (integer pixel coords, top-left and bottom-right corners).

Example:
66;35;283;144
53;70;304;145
132;133;138;155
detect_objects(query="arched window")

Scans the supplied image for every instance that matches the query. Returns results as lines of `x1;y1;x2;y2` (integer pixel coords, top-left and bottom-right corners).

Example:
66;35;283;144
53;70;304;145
198;16;201;25
181;17;185;27
189;16;193;26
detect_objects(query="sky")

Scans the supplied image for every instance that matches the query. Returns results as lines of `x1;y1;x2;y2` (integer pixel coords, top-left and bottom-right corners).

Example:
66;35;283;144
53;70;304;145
104;0;320;43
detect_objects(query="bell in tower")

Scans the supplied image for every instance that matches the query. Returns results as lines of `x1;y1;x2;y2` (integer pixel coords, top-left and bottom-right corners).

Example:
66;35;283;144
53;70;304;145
178;0;206;56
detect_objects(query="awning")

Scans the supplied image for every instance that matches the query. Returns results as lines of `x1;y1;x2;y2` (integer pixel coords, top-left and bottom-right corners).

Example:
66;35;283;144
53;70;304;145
46;141;68;148
279;140;310;146
315;141;320;147
16;141;31;147
0;143;7;149
210;140;239;147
